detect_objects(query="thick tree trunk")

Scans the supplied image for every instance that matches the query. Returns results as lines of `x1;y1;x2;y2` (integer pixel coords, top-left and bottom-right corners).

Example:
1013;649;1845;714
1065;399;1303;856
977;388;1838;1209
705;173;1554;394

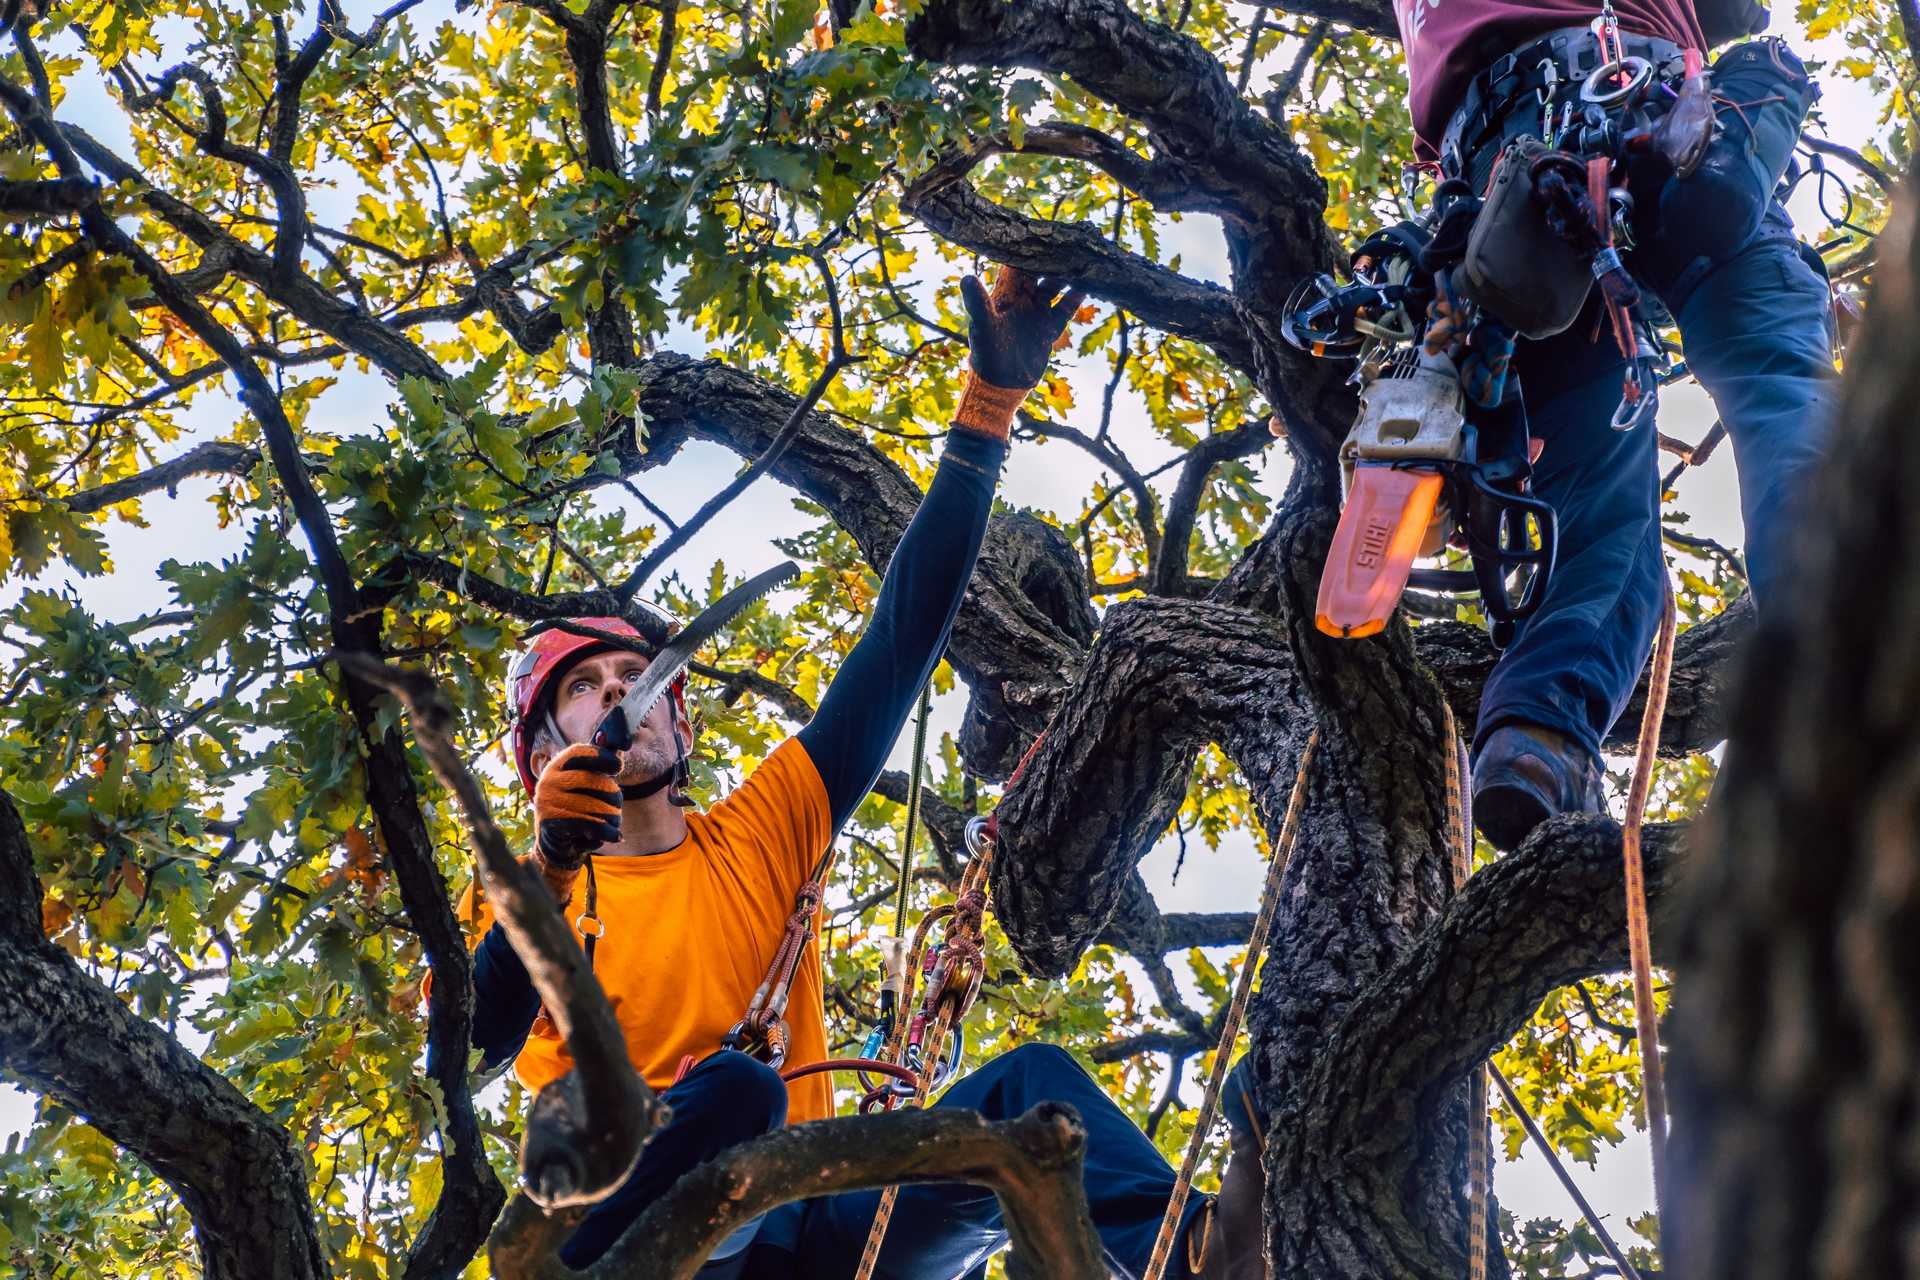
0;795;331;1280
1669;168;1920;1278
1240;485;1502;1280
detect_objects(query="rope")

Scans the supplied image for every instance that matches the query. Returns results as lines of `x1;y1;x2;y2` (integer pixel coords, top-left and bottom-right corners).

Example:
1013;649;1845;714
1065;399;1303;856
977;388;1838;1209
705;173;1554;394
1140;727;1322;1280
852;1002;957;1280
781;1057;920;1089
1623;583;1677;1217
1487;1063;1645;1280
896;681;933;935
1443;708;1488;1280
582;856;601;968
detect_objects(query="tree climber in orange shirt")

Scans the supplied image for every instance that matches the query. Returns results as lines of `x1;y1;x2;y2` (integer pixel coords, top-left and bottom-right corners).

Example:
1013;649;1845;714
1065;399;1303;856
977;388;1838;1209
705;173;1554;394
438;268;1265;1279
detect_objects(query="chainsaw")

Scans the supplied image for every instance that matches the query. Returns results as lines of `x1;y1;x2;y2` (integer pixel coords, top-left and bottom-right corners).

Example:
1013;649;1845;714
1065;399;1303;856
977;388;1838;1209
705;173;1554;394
1287;208;1559;651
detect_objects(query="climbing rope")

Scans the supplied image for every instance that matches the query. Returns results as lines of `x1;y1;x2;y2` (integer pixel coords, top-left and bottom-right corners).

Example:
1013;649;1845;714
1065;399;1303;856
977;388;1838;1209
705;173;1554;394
853;815;996;1280
1442;710;1489;1280
1623;584;1678;1215
896;682;932;935
1139;728;1322;1280
1487;1063;1645;1280
1440;577;1675;1275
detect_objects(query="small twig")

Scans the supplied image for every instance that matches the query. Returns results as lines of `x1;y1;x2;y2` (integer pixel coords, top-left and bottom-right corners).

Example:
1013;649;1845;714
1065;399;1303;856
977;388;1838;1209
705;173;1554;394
1265;20;1331;117
1662;528;1746;580
1489;1064;1645;1280
1145;1052;1186;1140
613;254;860;600
1573;980;1637;1045
1802;135;1896;197
645;0;682;117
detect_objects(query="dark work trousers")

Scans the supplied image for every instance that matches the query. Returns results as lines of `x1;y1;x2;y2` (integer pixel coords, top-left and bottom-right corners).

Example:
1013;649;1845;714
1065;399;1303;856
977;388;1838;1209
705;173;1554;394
560;1044;1209;1279
1475;203;1837;765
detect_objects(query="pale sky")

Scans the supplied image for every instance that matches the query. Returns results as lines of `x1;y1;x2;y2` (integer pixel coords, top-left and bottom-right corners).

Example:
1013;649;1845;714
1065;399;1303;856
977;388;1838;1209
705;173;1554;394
0;0;1892;1261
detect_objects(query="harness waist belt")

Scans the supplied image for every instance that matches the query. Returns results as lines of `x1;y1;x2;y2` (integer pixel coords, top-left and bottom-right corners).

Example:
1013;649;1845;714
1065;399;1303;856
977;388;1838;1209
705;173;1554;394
1441;26;1687;177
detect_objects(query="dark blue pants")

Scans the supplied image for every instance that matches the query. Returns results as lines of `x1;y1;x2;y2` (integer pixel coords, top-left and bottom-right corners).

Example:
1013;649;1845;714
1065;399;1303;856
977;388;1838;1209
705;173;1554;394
1476;206;1836;763
560;1044;1207;1279
559;1049;791;1267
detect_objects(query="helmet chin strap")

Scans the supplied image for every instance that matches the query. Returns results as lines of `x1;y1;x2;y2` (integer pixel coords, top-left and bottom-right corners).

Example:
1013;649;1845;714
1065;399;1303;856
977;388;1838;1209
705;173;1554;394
617;720;693;805
620;769;675;801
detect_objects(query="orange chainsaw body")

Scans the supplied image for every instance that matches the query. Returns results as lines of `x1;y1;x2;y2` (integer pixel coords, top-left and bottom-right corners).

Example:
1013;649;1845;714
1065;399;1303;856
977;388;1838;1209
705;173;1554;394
1315;465;1447;639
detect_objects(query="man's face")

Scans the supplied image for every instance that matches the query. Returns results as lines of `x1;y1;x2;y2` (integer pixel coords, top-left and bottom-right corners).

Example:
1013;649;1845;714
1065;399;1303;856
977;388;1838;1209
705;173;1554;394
533;648;687;786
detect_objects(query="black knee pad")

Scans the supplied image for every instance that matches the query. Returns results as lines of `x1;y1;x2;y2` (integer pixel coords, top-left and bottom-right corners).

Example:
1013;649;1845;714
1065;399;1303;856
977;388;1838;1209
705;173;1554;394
1654;39;1818;267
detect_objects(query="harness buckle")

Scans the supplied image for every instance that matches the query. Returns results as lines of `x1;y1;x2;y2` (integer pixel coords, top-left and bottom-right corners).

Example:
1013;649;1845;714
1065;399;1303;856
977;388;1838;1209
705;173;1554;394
574;911;605;939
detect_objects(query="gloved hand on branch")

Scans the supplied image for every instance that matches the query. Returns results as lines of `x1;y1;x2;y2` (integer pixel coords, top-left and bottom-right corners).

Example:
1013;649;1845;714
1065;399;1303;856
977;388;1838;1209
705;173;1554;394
954;266;1086;441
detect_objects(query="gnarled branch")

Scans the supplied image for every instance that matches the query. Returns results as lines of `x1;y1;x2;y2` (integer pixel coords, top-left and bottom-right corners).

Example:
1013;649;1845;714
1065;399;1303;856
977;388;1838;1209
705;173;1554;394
0;792;330;1280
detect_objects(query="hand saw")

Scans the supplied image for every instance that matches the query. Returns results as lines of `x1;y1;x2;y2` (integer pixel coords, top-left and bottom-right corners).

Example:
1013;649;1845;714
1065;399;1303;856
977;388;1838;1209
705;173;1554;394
592;560;798;751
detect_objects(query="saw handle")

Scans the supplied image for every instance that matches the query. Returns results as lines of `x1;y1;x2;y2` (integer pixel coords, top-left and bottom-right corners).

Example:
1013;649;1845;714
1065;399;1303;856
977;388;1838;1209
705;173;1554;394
592;702;635;754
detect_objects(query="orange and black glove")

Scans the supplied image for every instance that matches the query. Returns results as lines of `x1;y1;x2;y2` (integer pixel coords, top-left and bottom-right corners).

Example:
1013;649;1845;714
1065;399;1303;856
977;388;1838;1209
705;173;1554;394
954;267;1086;442
533;743;623;873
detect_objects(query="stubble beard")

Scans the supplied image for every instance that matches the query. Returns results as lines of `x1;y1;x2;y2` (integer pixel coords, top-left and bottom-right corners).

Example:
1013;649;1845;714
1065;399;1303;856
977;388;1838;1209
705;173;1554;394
614;732;678;785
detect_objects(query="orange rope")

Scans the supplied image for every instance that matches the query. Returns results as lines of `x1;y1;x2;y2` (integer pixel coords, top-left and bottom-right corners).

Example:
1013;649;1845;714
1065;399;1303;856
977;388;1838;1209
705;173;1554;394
1140;728;1321;1280
1623;584;1677;1216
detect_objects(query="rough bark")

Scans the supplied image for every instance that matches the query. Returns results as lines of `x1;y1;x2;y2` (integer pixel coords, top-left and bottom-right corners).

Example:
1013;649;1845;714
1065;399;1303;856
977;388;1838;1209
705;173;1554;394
582;1104;1107;1280
1276;817;1685;1280
987;595;1292;976
0;794;330;1280
1668;166;1920;1280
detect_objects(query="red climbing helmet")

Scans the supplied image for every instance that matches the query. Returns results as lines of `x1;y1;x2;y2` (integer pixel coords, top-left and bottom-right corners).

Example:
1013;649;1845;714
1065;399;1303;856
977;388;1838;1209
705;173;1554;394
506;612;687;791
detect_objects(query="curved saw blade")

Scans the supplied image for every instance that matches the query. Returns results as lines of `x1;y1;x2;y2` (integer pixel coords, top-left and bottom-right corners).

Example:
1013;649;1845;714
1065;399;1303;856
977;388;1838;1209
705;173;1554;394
593;559;798;749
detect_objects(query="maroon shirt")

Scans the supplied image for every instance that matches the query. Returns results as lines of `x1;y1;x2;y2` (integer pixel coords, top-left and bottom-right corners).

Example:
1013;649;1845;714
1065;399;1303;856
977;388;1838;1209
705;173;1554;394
1394;0;1707;153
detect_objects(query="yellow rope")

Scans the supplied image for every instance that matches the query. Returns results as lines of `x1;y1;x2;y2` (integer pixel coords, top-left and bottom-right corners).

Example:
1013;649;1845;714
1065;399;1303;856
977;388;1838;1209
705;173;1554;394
1140;728;1321;1280
1623;584;1677;1217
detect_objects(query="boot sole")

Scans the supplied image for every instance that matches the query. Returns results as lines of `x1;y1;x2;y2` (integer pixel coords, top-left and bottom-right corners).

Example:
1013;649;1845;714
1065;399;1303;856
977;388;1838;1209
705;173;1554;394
1473;782;1551;852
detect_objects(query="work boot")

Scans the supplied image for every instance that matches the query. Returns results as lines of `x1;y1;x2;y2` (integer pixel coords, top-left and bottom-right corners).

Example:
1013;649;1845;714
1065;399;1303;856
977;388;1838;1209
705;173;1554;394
1472;724;1607;852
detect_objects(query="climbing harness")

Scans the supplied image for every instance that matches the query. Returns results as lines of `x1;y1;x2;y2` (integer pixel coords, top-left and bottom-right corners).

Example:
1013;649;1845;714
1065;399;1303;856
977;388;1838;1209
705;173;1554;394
1139;729;1321;1280
1294;6;1719;646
